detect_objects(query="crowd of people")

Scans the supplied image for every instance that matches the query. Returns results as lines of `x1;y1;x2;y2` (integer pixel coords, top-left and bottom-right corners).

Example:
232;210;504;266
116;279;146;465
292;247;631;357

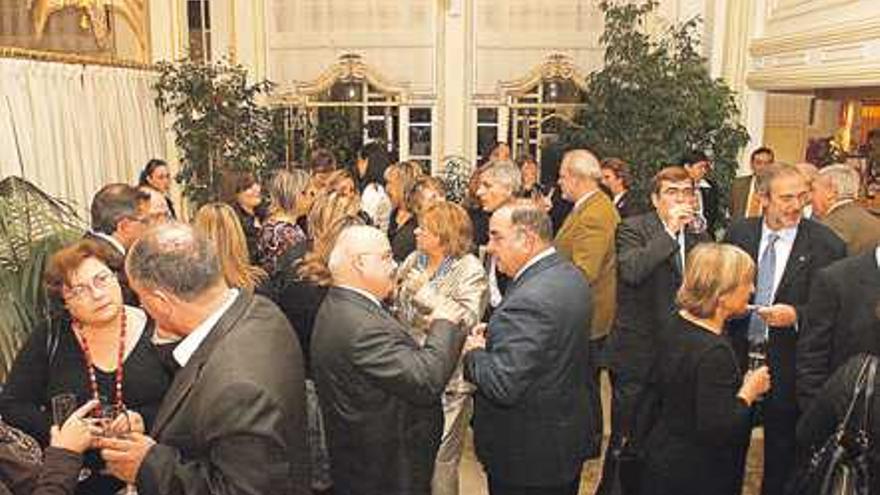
0;142;878;495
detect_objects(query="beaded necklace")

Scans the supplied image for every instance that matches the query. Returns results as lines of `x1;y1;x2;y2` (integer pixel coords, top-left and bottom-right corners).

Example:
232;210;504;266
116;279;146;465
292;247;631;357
72;311;127;416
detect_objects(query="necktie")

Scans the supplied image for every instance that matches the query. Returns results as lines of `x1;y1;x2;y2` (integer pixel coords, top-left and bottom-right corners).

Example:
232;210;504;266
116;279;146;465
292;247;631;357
748;233;779;342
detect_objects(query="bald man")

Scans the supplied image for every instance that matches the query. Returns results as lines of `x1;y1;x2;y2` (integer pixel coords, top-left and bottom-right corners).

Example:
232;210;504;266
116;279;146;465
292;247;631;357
311;226;466;495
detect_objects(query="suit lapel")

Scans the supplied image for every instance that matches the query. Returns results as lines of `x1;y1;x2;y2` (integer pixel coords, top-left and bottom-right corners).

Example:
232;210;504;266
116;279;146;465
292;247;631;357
151;291;254;436
507;252;561;294
774;222;810;300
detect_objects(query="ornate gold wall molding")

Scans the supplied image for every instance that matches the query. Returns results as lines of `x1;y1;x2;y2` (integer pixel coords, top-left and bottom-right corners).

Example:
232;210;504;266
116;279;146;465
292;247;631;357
276;53;411;105
29;0;148;60
0;45;155;70
496;53;588;99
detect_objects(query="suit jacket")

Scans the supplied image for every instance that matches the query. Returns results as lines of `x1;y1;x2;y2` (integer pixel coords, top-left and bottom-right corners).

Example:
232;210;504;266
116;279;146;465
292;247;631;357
820;201;880;256
614;190;643;219
611;211;709;377
697;179;721;236
723;217;846;412
82;232;138;306
464;252;599;486
729;175;754;220
796;249;880;409
311;287;465;495
555;191;620;340
136;292;309;495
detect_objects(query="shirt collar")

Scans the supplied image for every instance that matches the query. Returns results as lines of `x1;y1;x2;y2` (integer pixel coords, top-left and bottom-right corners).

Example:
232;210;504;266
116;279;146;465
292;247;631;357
761;221;799;244
90;231;125;255
612;190;625;205
514;247;556;282
875;246;880;270
173;289;240;367
573;190;598;212
337;285;384;309
827;199;855;215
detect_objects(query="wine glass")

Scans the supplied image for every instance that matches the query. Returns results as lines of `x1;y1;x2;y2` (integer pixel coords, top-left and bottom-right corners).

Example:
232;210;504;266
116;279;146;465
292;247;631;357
52;393;92;482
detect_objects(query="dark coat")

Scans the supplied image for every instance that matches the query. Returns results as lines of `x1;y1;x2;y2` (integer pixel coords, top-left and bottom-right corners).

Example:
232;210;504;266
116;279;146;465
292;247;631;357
797;249;880;409
611;211;709;378
641;315;752;495
697;178;721;236
311;287;465;495
614;190;643;219
723;217;846;413
136;292;309;495
464;252;599;486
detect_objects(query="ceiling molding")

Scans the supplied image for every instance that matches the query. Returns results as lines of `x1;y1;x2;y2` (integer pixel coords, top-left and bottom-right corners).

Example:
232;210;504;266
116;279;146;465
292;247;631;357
750;17;880;56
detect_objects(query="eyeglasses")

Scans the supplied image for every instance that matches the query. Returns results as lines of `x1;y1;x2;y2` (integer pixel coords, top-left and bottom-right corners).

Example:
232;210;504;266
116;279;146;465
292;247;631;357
660;187;696;198
64;270;118;302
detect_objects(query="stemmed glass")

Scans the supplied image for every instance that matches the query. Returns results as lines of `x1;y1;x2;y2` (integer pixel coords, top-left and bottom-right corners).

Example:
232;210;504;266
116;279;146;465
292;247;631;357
96;404;136;495
51;393;92;482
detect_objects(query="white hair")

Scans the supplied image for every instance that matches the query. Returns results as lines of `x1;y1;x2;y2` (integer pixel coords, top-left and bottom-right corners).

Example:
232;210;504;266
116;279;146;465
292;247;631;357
564;149;602;180
327;225;386;278
482;160;522;195
819;163;860;201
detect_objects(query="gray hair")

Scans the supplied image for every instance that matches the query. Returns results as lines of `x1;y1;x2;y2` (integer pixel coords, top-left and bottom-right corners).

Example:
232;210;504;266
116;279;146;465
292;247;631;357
269;169;310;213
499;200;553;243
126;222;223;301
818;163;860;201
755;162;804;196
482;160;522;196
90;183;150;234
563;149;602;181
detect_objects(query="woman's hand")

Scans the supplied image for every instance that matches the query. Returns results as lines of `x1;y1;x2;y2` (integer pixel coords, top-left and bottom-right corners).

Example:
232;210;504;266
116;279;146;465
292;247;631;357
50;399;101;454
738;366;772;406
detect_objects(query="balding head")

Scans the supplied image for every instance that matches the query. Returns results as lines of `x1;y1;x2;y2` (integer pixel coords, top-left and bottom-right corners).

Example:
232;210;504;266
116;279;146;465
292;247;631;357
328;225;396;299
559;149;602;202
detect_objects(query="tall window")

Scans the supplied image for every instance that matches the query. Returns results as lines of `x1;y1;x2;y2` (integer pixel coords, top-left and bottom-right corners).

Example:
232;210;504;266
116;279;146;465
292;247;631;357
476;108;499;165
187;0;211;63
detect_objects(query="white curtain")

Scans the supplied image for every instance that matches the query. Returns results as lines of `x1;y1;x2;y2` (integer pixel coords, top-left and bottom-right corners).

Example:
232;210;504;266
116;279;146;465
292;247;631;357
0;58;165;220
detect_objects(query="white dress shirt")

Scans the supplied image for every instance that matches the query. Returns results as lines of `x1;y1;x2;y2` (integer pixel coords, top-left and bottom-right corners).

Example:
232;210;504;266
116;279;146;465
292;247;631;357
173;289;240;367
759;223;800;301
90;231;125;255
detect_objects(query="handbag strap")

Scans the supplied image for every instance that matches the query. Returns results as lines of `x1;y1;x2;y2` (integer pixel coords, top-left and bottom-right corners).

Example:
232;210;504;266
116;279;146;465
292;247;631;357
837;356;874;437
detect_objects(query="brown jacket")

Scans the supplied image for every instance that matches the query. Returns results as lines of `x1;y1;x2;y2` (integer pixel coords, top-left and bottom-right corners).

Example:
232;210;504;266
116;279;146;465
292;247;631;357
821;201;880;256
554;191;620;340
729;175;754;220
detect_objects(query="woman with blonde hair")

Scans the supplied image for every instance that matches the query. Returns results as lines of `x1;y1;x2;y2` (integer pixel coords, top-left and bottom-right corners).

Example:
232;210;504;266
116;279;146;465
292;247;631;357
394;200;488;495
385;161;424;261
193;203;267;291
638;243;771;495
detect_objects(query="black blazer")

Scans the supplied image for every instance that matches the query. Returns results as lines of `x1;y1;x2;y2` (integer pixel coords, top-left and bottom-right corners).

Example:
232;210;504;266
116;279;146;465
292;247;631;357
723;217;846;411
611;211;709;377
614;190;643;219
464;252;599;486
641;315;752;495
797;249;880;409
311;287;465;495
82;232;138;306
136;292;309;495
697;179;720;236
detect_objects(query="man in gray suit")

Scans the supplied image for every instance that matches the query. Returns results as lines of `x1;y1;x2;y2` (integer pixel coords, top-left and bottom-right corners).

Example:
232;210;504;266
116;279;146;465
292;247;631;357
464;201;599;495
99;223;309;495
312;225;465;495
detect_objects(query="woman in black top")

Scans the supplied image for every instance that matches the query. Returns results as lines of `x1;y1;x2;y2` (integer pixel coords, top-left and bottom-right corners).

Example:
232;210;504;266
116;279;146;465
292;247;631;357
384;161;423;262
640;243;771;495
220;170;265;264
138;158;177;219
0;240;171;495
796;353;880;494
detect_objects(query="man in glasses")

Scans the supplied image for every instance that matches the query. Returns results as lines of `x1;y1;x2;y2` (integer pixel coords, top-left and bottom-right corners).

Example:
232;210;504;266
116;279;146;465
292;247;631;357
724;163;845;495
85;183;151;305
311;225;466;495
598;166;711;494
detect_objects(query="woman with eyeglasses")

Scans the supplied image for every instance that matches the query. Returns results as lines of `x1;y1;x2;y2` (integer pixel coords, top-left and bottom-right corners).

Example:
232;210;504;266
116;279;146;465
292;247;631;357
0;240;171;495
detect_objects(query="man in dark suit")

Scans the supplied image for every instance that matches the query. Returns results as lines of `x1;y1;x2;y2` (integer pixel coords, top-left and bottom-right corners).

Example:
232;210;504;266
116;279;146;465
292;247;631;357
600;157;642;219
475;161;521;316
464;202;598;495
84;183;151;306
600;166;710;494
811;163;880;255
99;223;310;495
311;225;465;495
797;245;880;409
724;164;846;495
730;146;774;220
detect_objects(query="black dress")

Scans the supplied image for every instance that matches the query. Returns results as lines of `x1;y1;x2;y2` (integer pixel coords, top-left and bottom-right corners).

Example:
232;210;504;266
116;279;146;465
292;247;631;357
640;315;752;495
0;310;173;495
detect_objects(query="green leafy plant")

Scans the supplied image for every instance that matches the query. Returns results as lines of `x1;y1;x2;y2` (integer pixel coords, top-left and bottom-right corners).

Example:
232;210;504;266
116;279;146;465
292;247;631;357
154;58;282;207
0;177;84;381
558;0;749;216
